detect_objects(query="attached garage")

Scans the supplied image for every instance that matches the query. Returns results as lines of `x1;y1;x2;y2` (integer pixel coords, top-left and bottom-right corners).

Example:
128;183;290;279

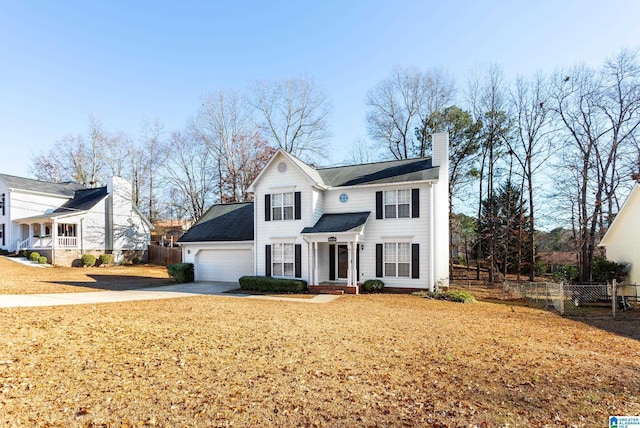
194;245;253;282
178;202;255;283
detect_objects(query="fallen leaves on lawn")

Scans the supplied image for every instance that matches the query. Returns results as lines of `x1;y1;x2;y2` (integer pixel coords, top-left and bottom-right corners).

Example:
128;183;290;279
0;294;638;427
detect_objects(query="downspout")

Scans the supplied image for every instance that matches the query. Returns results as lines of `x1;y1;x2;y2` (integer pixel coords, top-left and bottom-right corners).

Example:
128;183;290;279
429;183;435;291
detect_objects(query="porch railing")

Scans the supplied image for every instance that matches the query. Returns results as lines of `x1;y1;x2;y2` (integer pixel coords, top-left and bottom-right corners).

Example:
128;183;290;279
14;236;78;250
57;236;77;247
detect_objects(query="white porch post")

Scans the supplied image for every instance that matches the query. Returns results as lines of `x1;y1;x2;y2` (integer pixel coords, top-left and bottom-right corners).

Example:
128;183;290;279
52;221;57;249
313;241;318;286
347;241;353;287
28;224;33;245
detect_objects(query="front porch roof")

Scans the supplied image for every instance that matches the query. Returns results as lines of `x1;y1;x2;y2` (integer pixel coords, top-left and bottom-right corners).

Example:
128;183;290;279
15;210;83;223
301;212;370;234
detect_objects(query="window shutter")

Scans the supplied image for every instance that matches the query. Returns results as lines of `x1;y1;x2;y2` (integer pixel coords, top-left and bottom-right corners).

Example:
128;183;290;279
294;191;301;220
1;193;4;216
264;194;271;221
411;244;419;279
376;191;383;219
329;244;336;281
295;244;302;278
1;224;4;246
376;244;383;277
412;188;420;218
265;245;272;276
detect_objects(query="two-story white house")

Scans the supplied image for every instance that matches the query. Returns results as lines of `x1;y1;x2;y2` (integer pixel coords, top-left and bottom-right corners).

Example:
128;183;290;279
180;133;449;293
0;174;152;265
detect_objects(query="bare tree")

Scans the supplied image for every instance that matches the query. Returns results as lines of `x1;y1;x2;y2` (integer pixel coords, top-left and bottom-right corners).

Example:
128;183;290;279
366;66;455;159
30;115;107;186
467;64;511;282
251;74;331;160
346;137;381;165
140;118;167;223
162;130;217;221
509;73;554;280
194;89;255;202
220;132;275;202
552;50;640;281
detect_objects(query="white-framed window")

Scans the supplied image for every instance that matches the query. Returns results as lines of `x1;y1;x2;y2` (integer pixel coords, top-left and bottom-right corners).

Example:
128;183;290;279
272;192;294;221
272;243;295;277
384;242;411;277
384;189;411;219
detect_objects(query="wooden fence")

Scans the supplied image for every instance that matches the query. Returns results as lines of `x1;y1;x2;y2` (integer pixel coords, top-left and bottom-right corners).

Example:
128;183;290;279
147;244;182;266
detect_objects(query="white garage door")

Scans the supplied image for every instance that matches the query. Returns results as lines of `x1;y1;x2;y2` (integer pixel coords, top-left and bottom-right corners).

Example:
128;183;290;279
196;249;253;282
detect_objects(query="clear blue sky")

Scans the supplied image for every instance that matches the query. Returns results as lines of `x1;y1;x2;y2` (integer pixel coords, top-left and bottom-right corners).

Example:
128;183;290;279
1;0;639;178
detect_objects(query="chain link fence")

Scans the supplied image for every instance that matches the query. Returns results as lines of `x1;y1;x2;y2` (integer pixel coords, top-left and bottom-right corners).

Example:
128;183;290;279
503;280;640;317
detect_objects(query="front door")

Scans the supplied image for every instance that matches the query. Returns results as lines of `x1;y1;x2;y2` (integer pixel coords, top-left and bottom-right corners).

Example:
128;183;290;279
337;244;348;279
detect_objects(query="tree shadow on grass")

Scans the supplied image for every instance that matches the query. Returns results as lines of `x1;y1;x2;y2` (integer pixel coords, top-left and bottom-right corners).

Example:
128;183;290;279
47;275;175;291
567;311;640;341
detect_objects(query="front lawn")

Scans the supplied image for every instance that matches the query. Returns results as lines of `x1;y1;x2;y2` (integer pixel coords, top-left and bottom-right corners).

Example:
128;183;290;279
1;293;638;426
0;256;172;294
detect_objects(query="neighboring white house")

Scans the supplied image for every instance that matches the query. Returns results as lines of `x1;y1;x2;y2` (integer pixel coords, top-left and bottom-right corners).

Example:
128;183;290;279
0;174;152;265
599;182;640;289
179;133;450;293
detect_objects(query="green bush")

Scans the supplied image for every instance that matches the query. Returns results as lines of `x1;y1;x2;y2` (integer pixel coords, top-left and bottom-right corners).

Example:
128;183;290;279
551;265;579;283
29;252;40;262
167;263;194;283
21;250;29;258
239;276;307;292
132;257;140;265
362;279;385;293
592;255;628;283
81;254;97;267
413;289;476;304
37;256;48;264
98;254;112;266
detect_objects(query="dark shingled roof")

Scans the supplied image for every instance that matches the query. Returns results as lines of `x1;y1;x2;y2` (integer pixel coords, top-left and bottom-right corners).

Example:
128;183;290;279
54;187;108;213
178;202;254;242
316;157;436;187
0;173;85;197
301;212;370;234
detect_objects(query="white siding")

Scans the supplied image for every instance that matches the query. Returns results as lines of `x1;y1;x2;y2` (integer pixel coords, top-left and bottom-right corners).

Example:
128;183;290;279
253;153;315;280
0;185;72;250
323;184;432;288
601;184;640;284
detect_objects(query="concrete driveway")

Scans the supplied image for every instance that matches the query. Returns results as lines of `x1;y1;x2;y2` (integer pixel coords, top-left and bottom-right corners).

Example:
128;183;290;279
0;281;339;308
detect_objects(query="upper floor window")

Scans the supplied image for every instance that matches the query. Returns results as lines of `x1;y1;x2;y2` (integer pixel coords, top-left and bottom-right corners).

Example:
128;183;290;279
384;189;410;218
265;191;301;221
272;192;294;221
376;189;419;220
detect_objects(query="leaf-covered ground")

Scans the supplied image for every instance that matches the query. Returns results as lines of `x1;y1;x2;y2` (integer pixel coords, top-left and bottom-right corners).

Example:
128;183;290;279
1;291;639;427
0;257;173;294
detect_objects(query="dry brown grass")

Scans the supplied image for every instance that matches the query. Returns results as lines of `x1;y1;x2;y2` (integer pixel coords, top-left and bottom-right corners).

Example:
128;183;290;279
1;289;639;426
0;256;173;294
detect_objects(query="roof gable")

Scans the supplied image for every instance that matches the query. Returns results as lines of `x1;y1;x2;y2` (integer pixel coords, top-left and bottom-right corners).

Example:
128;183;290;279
0;173;85;197
247;149;326;192
178;202;254;242
600;182;640;247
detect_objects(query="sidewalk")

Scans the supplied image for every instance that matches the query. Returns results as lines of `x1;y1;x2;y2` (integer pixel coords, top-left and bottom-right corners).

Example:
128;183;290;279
0;282;340;308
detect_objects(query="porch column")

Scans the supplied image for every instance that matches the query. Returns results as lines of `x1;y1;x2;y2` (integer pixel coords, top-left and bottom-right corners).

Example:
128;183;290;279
347;242;353;287
52;221;57;249
28;224;33;244
313;241;318;286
